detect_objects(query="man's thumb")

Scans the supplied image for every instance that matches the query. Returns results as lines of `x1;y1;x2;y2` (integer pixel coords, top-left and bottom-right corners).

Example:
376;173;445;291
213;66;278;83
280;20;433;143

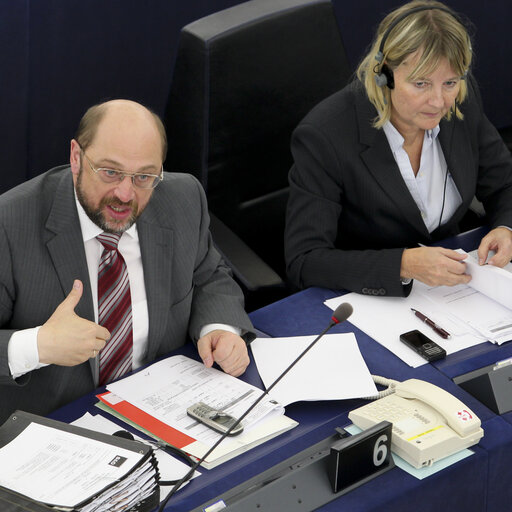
62;279;83;311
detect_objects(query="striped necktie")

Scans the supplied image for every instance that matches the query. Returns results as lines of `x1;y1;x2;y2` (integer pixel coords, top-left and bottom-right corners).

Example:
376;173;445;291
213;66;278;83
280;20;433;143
97;232;133;385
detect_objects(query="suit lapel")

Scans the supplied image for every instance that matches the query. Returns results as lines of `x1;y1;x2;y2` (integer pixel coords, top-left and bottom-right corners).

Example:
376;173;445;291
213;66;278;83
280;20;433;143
44;171;97;379
45;171;94;321
137;196;173;362
439;117;474;209
355;92;430;239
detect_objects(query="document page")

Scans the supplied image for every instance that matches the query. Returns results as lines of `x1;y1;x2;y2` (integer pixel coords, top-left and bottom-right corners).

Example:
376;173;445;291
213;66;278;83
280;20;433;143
419;281;512;344
0;423;143;508
250;333;377;405
107;355;283;447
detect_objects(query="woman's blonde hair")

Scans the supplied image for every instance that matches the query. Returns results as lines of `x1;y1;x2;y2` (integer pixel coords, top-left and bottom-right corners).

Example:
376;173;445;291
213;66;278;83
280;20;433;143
356;0;472;128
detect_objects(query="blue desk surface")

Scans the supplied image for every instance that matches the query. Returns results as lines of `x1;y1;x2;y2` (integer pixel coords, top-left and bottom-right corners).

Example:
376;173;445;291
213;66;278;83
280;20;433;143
50;226;512;511
50;337;492;512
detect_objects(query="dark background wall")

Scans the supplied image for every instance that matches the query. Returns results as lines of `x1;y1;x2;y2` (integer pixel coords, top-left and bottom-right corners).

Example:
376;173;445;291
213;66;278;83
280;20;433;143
1;0;510;194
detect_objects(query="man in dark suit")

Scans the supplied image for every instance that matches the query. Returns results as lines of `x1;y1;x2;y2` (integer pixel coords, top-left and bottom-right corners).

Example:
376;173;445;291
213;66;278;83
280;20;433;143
0;100;254;423
285;1;512;297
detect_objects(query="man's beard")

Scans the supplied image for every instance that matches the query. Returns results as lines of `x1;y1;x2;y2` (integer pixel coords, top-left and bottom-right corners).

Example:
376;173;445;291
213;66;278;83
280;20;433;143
76;168;139;234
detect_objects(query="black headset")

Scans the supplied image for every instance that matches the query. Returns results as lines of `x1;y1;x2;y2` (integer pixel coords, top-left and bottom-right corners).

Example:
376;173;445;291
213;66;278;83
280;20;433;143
374;5;465;89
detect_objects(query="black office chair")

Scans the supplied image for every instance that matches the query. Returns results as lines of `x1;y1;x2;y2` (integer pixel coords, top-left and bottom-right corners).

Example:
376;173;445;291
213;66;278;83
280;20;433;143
164;0;351;310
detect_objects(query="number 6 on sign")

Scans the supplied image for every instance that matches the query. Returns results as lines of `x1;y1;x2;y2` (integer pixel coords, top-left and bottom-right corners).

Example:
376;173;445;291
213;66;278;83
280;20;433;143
373;433;389;466
328;421;394;494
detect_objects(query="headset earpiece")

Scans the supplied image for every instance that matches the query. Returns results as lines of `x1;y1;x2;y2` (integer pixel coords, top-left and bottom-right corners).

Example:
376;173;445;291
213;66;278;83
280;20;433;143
375;64;395;89
374;71;388;88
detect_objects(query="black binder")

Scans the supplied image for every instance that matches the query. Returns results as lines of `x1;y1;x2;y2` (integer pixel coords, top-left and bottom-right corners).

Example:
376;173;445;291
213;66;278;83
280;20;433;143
0;411;160;512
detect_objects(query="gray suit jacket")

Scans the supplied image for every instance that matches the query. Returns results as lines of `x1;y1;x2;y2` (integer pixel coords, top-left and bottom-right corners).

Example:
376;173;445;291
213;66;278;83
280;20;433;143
0;167;253;422
285;78;512;296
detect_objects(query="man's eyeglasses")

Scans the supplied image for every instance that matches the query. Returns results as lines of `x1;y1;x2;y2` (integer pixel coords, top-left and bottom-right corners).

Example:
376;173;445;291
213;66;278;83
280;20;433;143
81;151;163;190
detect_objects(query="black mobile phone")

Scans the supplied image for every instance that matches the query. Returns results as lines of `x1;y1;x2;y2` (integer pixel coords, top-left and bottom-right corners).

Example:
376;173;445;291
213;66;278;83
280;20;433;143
399;329;446;362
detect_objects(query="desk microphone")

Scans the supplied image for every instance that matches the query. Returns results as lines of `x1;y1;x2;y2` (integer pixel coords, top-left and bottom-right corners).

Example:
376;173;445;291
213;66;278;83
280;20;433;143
158;302;353;511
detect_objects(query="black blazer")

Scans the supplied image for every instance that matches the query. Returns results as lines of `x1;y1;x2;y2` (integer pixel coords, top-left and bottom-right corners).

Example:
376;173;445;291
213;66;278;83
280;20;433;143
285;78;512;296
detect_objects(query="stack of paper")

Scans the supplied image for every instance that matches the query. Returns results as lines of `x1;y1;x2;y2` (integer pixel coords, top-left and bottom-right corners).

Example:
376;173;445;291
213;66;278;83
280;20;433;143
72;412;201;491
0;411;159;512
97;355;297;469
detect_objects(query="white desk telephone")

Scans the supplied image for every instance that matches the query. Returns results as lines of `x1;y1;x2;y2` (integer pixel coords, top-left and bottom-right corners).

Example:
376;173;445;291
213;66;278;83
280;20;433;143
348;378;484;469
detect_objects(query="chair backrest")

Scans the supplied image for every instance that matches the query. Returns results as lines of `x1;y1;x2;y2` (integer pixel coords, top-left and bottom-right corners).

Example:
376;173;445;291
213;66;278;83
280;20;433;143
165;0;351;277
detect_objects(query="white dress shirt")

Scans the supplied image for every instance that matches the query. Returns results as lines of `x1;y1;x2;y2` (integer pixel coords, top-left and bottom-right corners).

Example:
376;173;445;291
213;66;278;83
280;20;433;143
382;121;462;233
8;193;239;379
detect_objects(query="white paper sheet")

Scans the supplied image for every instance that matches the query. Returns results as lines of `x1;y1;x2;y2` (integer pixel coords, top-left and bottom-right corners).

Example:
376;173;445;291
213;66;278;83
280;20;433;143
464;250;512;310
250;333;377;405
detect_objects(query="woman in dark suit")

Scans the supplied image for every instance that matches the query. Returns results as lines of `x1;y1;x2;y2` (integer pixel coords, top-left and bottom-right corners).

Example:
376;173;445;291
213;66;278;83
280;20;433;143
285;0;512;297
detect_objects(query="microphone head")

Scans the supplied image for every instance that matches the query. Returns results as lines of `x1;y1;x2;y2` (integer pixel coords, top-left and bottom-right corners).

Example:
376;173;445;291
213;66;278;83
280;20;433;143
332;303;353;324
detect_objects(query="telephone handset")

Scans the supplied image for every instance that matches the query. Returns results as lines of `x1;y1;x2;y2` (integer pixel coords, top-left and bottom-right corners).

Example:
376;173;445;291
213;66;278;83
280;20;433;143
393;379;481;437
349;378;484;469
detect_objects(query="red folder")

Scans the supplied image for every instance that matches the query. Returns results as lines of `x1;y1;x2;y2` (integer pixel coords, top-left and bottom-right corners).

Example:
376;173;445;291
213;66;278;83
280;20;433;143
96;391;195;449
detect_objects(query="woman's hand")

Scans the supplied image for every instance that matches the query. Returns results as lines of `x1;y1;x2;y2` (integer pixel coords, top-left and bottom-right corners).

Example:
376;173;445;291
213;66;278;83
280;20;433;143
401;247;471;287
